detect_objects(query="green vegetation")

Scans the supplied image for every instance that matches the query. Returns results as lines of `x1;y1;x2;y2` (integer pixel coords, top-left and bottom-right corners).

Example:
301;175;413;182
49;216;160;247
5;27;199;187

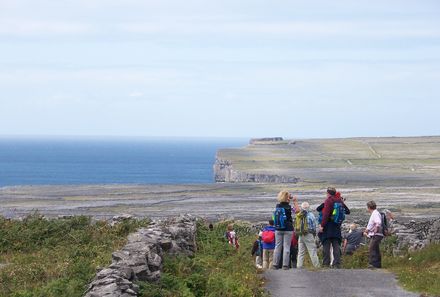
138;220;267;297
0;214;150;297
342;237;440;296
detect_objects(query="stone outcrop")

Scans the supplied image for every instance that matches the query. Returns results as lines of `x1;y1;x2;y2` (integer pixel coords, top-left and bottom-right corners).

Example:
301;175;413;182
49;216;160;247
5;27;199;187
214;158;299;183
249;137;284;144
84;215;197;297
392;218;440;254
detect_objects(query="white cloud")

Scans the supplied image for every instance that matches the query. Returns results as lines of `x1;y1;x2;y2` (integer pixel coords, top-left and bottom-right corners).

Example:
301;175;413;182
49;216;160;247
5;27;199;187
129;91;144;97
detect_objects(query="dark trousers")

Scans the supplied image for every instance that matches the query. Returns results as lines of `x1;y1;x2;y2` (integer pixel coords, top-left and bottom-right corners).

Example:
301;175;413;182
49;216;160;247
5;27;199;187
369;235;383;268
322;238;341;267
290;246;298;268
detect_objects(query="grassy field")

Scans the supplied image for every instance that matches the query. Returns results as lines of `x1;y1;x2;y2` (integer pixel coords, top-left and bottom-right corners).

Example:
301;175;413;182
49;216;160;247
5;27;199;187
0;214;150;297
217;136;440;187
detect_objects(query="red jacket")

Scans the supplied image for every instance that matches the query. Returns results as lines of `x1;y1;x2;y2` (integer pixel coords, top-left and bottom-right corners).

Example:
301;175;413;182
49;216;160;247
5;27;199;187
321;195;344;228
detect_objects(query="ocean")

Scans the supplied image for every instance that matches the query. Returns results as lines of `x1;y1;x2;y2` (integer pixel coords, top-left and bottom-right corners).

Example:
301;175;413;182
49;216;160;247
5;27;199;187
0;137;247;187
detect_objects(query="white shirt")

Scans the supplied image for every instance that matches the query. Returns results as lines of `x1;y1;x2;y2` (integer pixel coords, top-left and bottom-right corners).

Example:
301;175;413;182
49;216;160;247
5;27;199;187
366;209;383;237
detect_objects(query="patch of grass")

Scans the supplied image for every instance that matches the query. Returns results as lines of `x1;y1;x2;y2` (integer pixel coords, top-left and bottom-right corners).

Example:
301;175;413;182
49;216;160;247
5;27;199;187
138;220;267;297
0;214;150;297
342;237;440;296
384;244;440;296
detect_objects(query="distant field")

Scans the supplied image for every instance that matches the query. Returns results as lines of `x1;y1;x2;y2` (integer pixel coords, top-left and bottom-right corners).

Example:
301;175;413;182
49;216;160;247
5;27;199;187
216;136;440;187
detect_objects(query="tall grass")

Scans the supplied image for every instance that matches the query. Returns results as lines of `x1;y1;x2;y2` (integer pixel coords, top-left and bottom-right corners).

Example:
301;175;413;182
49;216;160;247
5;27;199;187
138;220;267;297
0;214;150;297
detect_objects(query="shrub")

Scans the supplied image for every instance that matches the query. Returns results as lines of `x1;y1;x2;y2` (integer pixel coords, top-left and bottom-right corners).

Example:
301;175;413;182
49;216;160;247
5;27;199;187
138;220;267;297
0;214;150;297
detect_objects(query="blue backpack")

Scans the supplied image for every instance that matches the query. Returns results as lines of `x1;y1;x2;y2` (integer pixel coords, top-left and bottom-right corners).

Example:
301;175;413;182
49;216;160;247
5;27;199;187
331;202;345;224
273;207;287;229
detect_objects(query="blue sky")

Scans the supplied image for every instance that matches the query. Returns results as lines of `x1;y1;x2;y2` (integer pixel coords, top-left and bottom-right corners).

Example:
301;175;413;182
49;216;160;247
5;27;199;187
1;0;440;138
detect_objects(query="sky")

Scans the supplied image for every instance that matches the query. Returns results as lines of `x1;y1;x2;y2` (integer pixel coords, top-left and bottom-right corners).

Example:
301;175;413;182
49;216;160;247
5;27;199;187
1;0;440;139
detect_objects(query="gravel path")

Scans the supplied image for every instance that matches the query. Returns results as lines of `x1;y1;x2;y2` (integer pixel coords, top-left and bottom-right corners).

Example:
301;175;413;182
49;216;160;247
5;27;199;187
265;269;418;297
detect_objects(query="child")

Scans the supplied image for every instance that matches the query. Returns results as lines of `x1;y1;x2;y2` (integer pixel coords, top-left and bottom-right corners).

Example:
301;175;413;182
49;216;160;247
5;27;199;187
290;231;298;268
226;224;240;249
251;232;263;269
261;219;276;269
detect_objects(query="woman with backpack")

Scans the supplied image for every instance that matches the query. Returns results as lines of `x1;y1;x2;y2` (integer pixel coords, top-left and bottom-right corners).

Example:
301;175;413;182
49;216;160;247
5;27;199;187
272;190;298;270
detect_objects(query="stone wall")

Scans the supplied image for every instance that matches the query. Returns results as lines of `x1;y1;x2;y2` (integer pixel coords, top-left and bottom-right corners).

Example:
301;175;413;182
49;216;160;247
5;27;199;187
392;218;440;254
84;215;197;297
213;158;299;183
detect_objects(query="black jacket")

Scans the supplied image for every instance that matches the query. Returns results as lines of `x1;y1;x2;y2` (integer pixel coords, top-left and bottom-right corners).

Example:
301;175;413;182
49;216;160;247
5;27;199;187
275;202;294;231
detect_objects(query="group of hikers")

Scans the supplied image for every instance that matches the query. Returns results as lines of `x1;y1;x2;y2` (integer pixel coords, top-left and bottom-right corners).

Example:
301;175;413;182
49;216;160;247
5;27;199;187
231;187;392;270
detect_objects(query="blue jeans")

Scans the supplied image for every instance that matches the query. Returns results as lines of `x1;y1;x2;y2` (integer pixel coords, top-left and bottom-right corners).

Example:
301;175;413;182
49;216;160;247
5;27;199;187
273;230;293;268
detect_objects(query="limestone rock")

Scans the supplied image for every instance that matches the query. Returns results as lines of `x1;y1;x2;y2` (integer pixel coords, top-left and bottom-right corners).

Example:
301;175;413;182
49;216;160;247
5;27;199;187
84;215;197;297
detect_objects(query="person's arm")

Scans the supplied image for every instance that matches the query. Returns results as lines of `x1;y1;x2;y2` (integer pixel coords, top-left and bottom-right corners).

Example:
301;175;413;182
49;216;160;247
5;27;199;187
343;238;347;253
292;196;300;213
343;202;350;215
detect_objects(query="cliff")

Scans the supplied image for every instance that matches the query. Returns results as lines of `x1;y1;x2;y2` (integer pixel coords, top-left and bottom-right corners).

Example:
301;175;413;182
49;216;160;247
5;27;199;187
214;158;299;183
214;136;440;186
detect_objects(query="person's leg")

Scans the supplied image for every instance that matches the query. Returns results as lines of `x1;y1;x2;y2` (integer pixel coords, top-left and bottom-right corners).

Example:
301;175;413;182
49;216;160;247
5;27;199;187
331;238;341;268
304;234;320;268
322;239;331;267
272;231;283;269
291;246;298;268
282;231;293;268
297;235;306;268
268;249;274;269
330;245;334;266
262;249;269;269
370;236;382;268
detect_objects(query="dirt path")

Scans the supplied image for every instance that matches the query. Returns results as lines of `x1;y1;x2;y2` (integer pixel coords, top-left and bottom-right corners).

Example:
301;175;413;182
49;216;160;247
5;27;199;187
265;269;418;297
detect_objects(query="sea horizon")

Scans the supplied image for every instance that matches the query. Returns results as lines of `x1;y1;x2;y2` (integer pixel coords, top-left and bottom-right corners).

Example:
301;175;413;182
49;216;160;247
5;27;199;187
0;137;248;187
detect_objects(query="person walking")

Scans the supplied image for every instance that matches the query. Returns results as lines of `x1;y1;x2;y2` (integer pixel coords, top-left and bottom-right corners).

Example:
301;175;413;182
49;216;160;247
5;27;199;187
318;187;350;268
272;190;297;270
261;219;276;269
364;200;384;268
295;202;320;268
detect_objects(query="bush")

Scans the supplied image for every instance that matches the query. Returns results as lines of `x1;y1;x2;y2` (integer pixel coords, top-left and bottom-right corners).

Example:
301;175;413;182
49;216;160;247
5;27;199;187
0;214;150;297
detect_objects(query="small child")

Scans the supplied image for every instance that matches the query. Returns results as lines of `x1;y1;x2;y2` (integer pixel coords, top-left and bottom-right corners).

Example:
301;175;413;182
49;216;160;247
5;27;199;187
226;224;240;249
251;232;263;269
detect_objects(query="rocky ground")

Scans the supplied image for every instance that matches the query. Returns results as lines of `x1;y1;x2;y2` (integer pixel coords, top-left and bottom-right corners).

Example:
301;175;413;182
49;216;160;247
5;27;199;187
1;183;439;223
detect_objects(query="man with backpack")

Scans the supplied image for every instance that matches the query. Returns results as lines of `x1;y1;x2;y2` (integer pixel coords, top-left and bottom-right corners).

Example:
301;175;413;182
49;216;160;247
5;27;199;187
364;200;384;268
318;187;350;268
295;202;320;268
261;219;276;269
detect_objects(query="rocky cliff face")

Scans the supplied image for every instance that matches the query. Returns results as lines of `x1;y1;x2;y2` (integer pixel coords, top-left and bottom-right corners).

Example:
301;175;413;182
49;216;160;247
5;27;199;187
214;158;299;183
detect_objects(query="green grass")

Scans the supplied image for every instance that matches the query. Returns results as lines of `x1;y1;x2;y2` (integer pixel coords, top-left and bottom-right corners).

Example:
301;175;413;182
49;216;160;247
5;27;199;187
137;220;267;297
342;237;440;296
0;214;150;297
